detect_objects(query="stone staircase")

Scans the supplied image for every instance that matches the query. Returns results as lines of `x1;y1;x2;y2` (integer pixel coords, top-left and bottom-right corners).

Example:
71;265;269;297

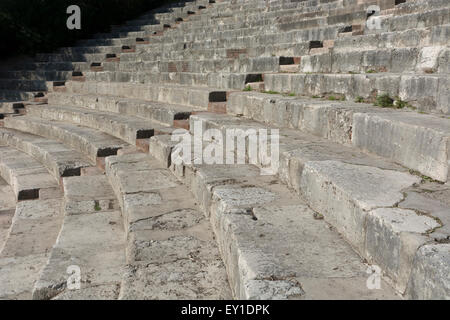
0;0;448;299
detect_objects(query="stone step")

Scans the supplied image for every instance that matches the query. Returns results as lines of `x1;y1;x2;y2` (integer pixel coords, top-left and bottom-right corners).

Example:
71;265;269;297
57;34;309;59
281;0;450;33
165;110;449;298
172;0;358;33
227;92;450;183
278;7;367;33
0;145;62;201
365;6;450;35
0;198;63;299
32;175;125;300
263;72;449;114
174;0;345;33
101;56;280;73
332;24;450;52
104;152;232;299
47;92;199;127
3;116;128;165
84;70;261;90
66;81;228;110
1;0;449;301
118;42;309;61
163;22;339;45
146;135;399;299
298;46;449;74
0;128;92;182
59;21;341;56
25;104;173;148
40;21;337;66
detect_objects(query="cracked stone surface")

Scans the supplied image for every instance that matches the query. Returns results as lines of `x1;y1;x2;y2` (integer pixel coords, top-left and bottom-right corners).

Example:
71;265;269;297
105;153;232;300
32;210;125;300
0;198;63;300
407;244;450;299
1;0;450;301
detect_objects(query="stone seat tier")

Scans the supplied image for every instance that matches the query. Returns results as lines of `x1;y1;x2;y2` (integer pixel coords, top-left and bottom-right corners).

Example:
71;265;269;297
37;41;307;64
47;91;201;126
151;110;450;298
82;25;448;65
47;23;340;57
84;70;261;90
3;116;128;164
366;5;450;35
0;145;62;201
66;81;228;110
298;46;449;74
0;198;63;299
227;92;450;183
171;0;347;33
0;128;92;181
104;152;232;299
105;150;397;299
161;4;449;42
333;24;450;51
25;104;173;147
32;175;126;300
101;56;281;74
144;133;400;299
1;0;449;301
263;72;449;114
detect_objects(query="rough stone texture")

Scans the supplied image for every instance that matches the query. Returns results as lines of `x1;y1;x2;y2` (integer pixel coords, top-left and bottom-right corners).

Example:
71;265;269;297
298;160;446;293
353;112;450;182
0;198;63;299
63;175;119;215
227;92;450;183
4;116;128;163
158;144;399;299
366;208;439;292
26;104;171;146
0;127;92;181
120;235;231;300
301;161;418;241
1;0;450;300
105;153;232;300
0;254;49;299
0;146;62;201
32;210;125;300
407;244;450;300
